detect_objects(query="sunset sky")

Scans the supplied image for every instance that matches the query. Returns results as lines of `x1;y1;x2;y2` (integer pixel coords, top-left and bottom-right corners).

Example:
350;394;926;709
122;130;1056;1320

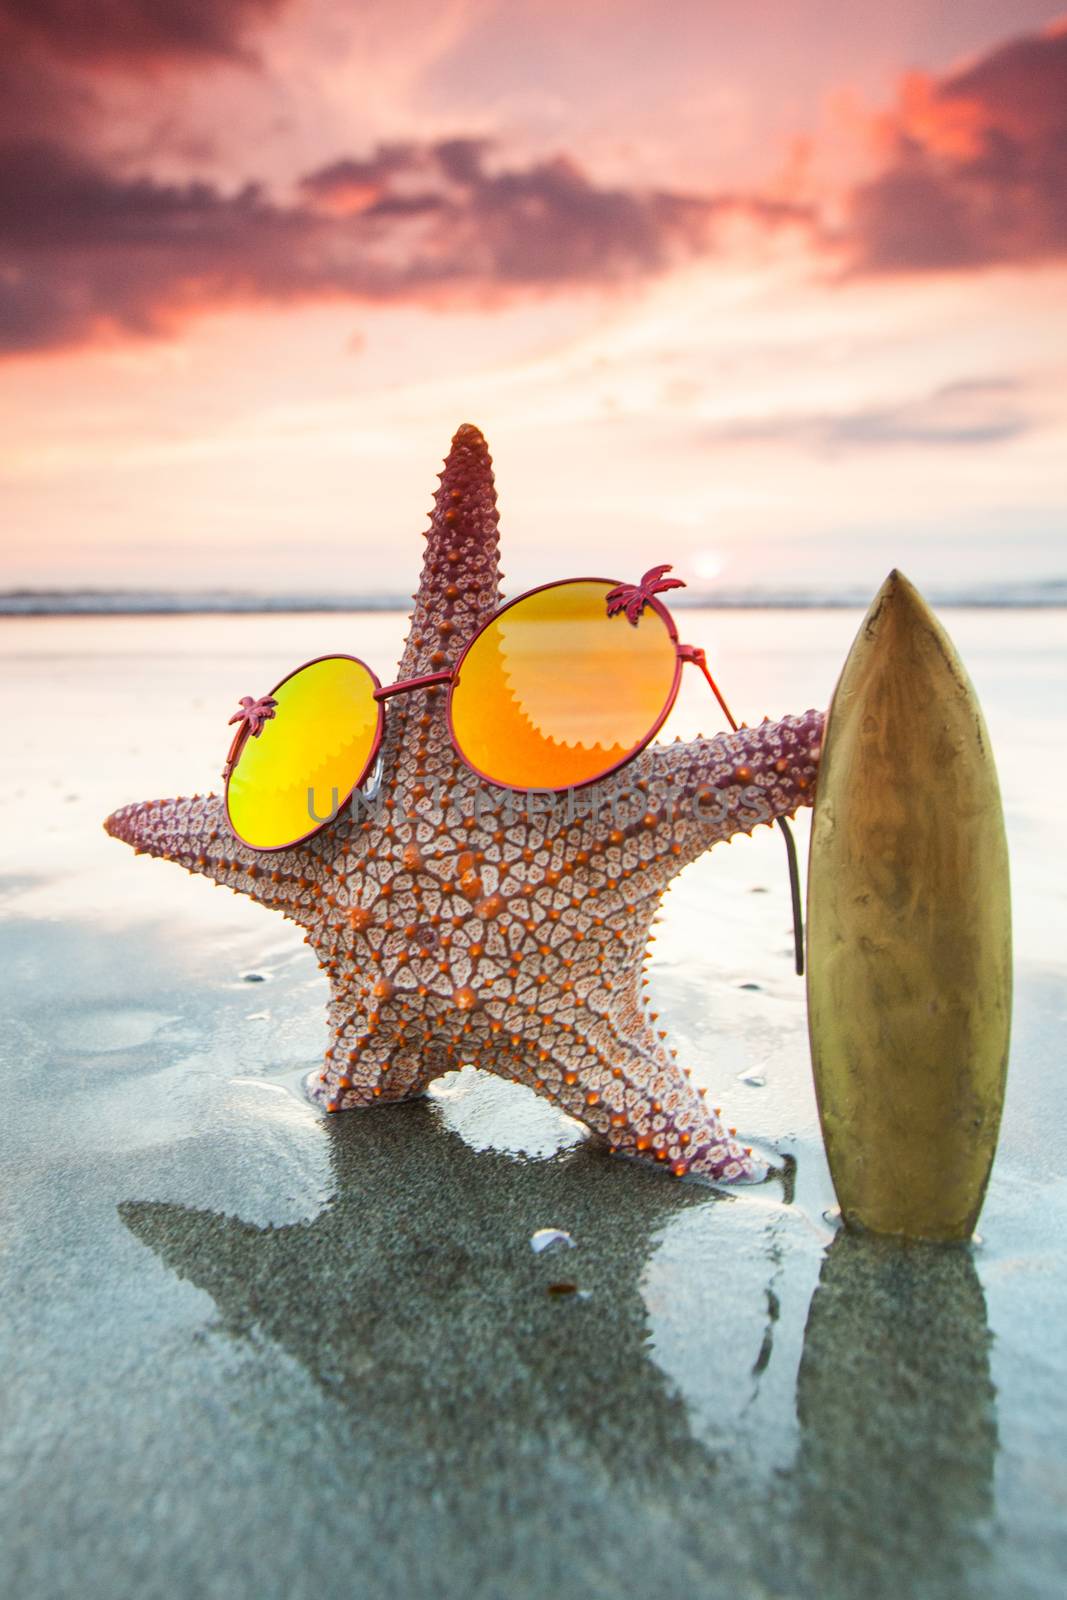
1;0;1065;599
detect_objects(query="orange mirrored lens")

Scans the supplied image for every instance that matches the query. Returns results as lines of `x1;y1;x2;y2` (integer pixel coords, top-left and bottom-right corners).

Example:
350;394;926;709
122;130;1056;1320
226;656;380;849
449;580;678;790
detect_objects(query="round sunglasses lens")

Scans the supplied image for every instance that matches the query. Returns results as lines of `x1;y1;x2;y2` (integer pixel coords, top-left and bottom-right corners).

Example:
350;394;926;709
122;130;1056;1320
226;657;380;850
449;580;678;790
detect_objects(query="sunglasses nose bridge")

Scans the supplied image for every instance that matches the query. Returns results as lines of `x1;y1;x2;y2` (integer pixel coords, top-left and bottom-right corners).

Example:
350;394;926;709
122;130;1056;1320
373;668;454;703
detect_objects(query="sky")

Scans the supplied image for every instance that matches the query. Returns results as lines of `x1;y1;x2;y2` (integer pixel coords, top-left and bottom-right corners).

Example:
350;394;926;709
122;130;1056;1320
0;0;1065;600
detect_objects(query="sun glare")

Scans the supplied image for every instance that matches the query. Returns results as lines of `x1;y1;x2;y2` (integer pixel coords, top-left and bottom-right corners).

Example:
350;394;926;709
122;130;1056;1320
694;550;725;582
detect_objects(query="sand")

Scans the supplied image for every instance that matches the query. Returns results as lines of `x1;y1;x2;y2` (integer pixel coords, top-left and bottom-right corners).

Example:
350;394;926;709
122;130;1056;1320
1;606;1065;1599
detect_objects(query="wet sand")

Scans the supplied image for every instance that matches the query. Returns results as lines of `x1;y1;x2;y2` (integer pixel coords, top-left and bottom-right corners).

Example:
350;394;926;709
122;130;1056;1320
2;607;1065;1599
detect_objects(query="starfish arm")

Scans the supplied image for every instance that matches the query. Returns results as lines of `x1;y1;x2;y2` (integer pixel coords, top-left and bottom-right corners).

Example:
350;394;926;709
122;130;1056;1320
103;792;348;932
395;422;502;685
632;709;824;871
479;1012;764;1182
309;992;443;1110
371;422;506;826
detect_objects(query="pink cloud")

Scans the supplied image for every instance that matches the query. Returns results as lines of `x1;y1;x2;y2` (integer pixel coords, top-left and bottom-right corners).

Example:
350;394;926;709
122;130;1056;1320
0;135;811;354
0;0;288;65
846;22;1067;271
0;11;1064;355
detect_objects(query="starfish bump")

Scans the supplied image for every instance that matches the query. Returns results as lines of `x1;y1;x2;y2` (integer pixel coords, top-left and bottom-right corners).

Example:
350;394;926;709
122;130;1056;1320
105;423;823;1184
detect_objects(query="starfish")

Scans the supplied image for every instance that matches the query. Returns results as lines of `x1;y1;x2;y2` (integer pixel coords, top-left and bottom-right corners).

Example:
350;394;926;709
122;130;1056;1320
105;424;823;1183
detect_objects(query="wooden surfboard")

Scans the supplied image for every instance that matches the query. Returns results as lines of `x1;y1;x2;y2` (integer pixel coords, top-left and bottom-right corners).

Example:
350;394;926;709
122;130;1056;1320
806;571;1012;1241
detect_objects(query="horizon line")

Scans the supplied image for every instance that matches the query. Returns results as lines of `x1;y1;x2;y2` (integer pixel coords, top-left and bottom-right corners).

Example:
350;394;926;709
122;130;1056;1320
2;581;1065;617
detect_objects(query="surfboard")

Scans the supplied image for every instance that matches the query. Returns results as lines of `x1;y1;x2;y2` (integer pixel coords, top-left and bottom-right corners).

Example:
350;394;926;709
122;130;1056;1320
806;571;1012;1241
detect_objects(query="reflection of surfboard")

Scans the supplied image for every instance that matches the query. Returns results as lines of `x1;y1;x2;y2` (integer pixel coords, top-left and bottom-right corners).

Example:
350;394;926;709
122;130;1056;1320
806;572;1012;1241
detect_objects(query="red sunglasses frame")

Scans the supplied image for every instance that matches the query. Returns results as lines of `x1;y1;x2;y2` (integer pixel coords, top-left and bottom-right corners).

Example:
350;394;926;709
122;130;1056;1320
221;573;739;854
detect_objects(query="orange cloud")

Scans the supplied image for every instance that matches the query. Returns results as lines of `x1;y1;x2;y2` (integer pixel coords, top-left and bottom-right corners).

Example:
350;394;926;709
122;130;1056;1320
846;21;1067;271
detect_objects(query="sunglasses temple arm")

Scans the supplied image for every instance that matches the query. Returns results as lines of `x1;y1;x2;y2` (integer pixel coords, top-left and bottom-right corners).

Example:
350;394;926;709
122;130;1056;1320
777;814;805;977
692;652;805;978
693;653;740;734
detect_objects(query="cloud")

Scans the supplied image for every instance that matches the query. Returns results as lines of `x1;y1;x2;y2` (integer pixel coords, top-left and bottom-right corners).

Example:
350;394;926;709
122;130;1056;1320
0;14;1064;355
0;140;322;353
0;0;287;148
0;135;811;354
846;22;1067;272
703;379;1030;454
0;0;287;65
299;139;809;285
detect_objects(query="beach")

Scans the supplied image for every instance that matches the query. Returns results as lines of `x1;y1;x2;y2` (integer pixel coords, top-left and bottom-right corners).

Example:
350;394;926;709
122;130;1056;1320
2;604;1066;1600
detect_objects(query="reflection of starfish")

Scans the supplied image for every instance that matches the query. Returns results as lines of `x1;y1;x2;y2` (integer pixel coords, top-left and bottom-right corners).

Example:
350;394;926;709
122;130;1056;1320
120;1105;721;1486
105;424;822;1182
118;1113;997;1593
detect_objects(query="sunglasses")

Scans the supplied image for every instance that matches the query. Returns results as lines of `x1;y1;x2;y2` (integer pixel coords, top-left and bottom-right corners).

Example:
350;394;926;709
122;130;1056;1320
222;565;804;971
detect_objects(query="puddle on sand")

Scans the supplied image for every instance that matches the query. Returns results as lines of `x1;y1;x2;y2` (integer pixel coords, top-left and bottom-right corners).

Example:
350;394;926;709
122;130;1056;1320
51;1007;177;1054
